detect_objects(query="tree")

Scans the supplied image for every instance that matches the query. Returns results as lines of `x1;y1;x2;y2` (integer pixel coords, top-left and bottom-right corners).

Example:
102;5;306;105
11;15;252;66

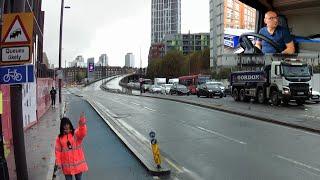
146;58;162;79
212;67;232;80
75;70;86;83
162;50;187;78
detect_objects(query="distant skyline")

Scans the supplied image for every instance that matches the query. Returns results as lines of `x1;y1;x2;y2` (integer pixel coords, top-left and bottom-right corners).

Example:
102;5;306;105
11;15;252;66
42;0;209;68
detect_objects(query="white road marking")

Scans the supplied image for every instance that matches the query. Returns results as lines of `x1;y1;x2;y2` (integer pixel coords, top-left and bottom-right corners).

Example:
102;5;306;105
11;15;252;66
144;106;156;111
130;102;140;106
276;155;320;176
197;126;247;145
164;157;183;174
153;176;160;179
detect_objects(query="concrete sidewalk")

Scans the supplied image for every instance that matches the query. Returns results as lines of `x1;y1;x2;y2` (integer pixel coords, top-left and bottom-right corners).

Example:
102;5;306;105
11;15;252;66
25;100;65;180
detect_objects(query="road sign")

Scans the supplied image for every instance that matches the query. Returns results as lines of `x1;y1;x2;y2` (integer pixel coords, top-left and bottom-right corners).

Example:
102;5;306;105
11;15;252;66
2;15;30;45
2;46;30;62
56;70;63;79
0;64;34;85
88;62;94;72
0;12;34;65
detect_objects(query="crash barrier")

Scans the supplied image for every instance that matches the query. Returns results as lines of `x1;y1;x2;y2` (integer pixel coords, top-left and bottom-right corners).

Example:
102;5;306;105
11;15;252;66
149;131;162;169
83;74;121;87
37;78;55;119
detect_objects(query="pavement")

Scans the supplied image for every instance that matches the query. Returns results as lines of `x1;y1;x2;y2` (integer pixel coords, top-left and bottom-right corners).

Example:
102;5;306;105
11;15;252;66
25;94;66;180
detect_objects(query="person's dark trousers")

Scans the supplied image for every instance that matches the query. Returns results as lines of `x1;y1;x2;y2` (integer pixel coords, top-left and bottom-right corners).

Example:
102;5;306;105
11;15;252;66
51;96;56;107
65;173;82;180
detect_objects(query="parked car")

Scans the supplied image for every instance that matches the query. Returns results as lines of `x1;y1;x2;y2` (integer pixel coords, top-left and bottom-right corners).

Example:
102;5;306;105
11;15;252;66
141;83;152;92
161;84;173;94
196;83;224;98
169;84;190;95
205;81;226;96
149;85;163;93
310;90;320;103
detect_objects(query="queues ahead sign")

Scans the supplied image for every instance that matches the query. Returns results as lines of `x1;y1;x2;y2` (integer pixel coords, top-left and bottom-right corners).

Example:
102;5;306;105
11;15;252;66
1;46;30;62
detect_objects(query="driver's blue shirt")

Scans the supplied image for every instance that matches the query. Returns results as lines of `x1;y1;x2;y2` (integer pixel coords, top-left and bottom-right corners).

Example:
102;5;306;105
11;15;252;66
258;26;293;54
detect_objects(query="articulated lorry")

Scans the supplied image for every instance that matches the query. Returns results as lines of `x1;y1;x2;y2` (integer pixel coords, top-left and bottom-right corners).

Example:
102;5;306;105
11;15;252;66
231;59;313;105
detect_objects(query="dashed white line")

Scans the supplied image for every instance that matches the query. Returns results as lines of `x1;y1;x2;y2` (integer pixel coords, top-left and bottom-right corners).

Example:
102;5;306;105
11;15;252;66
144;106;156;111
130;102;141;106
276;155;320;176
197;126;247;145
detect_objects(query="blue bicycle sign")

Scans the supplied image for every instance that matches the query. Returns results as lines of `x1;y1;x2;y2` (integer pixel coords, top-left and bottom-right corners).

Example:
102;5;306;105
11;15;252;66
0;64;34;85
3;69;23;82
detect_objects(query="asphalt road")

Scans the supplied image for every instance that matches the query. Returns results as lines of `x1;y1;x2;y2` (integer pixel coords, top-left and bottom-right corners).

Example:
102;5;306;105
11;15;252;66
64;90;152;180
79;86;320;180
142;93;320;131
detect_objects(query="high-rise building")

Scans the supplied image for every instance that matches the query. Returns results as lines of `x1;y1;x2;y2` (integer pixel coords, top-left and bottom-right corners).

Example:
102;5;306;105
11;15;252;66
125;53;135;68
97;54;108;66
224;0;256;30
210;0;256;68
151;0;181;44
69;55;86;67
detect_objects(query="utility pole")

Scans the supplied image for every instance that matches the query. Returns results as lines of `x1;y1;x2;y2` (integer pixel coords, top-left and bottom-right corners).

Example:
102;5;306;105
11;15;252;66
58;0;65;103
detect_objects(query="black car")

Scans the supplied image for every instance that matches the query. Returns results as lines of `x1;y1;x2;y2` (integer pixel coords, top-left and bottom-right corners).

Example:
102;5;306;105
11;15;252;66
196;83;224;98
169;84;190;95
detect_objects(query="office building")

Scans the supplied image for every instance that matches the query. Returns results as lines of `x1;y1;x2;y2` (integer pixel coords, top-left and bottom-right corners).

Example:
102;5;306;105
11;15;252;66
125;53;135;68
97;54;109;66
151;0;181;43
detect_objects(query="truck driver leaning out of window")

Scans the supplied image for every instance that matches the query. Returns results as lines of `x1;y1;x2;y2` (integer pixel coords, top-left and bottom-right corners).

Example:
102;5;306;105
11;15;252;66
255;11;295;54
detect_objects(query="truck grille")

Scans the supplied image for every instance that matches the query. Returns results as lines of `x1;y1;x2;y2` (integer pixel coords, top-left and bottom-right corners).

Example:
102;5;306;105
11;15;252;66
289;83;309;96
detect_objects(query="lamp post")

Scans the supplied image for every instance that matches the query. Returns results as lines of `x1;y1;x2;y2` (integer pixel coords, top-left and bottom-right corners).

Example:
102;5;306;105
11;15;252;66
58;0;70;103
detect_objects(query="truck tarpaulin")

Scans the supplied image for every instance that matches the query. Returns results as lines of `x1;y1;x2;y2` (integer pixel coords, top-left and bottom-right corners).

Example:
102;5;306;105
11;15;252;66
231;71;267;84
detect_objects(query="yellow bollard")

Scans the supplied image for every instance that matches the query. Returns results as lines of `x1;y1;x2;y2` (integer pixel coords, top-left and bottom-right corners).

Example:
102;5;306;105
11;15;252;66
150;131;161;169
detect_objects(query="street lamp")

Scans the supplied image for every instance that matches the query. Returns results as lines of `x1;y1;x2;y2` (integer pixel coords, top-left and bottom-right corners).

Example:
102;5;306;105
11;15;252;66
58;0;70;103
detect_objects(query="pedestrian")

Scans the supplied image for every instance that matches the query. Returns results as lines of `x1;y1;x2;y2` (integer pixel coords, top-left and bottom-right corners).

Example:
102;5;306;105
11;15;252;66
50;87;57;108
55;112;88;180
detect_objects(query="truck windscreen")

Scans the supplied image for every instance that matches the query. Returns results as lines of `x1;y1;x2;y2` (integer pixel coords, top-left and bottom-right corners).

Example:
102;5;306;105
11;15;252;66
282;65;310;77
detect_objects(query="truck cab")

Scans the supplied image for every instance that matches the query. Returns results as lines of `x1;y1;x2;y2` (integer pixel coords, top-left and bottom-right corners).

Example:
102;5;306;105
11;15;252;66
266;59;312;105
211;0;320;69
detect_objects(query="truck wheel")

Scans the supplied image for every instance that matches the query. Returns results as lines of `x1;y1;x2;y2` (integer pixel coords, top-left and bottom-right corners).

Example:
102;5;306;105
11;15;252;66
239;89;246;102
296;99;305;106
197;92;200;98
233;89;239;101
257;89;265;104
271;91;281;106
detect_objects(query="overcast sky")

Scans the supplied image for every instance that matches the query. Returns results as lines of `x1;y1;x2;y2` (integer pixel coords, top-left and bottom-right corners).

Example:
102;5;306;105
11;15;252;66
42;0;210;68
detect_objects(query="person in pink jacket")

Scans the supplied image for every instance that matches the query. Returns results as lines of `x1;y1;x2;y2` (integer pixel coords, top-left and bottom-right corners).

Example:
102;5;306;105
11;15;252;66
55;112;88;180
